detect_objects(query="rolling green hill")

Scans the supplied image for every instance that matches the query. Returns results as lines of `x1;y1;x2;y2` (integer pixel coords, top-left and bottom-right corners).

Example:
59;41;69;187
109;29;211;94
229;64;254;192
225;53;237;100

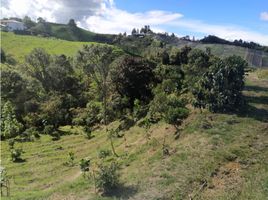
0;32;119;62
1;69;267;200
2;31;268;68
48;22;115;43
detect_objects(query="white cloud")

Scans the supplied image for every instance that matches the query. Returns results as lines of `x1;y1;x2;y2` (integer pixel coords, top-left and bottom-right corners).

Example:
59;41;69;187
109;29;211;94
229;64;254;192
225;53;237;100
0;0;109;23
170;20;268;45
1;0;268;45
81;5;183;34
260;12;268;21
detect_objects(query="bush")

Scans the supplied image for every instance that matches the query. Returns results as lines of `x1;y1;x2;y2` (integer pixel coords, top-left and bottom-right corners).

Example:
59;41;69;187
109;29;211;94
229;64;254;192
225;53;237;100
67;152;75;166
51;131;61;141
96;162;120;194
11;148;23;162
133;99;148;121
8;139;15;149
98;149;112;159
193;55;247;112
18;127;40;142
84;126;93;139
43;125;54;135
80;158;90;173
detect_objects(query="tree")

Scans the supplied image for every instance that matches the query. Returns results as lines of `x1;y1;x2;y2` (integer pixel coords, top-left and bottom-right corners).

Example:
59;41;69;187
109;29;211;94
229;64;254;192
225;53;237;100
184;48;210;86
77;44;119;126
22;16;35;29
25;48;51;91
131;28;137;35
1;69;25;101
1;101;23;139
193;55;247;112
37;17;45;23
150;64;188;131
68;19;77;27
31;18;51;36
111;55;155;107
149;86;188;131
162;51;170;65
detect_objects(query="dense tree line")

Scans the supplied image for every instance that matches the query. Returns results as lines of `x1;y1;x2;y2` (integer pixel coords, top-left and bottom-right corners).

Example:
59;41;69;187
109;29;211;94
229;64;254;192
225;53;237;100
1;44;247;140
200;35;268;52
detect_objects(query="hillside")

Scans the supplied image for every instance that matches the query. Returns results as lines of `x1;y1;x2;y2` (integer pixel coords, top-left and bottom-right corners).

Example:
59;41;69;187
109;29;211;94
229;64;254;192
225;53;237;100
47;22;115;43
174;41;268;68
1;69;267;200
0;32;120;62
2;31;268;68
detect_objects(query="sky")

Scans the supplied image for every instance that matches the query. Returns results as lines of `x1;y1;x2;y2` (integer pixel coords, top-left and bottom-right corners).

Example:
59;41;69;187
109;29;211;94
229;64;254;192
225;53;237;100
1;0;268;45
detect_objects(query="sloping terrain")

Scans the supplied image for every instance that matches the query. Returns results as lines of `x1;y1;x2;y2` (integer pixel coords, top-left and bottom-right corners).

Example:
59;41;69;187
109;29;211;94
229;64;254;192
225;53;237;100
0;32;120;62
175;41;268;68
1;69;267;200
2;31;268;68
48;23;115;43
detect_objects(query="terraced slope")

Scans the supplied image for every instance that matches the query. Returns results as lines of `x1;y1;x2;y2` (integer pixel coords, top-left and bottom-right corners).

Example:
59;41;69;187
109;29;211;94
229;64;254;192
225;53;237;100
1;69;267;200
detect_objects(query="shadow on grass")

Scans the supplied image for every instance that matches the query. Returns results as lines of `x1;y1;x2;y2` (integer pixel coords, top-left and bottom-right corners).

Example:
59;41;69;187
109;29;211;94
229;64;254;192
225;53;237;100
236;104;268;122
244;85;268;93
102;184;138;199
245;95;268;105
13;158;26;163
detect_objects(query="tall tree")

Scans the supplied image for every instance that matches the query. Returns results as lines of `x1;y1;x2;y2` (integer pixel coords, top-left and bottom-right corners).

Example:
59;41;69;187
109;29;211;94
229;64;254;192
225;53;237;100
77;44;119;125
25;48;51;91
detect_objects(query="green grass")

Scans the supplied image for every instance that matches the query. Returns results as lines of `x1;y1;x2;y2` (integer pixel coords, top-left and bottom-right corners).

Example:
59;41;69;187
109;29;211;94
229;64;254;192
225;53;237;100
0;32;121;63
1;70;268;200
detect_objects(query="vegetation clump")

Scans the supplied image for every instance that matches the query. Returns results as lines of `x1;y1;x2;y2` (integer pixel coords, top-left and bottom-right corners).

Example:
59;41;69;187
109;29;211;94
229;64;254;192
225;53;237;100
96;162;120;194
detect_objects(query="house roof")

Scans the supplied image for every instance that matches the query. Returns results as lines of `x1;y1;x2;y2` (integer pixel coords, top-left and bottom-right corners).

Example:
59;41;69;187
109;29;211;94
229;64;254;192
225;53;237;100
0;19;23;24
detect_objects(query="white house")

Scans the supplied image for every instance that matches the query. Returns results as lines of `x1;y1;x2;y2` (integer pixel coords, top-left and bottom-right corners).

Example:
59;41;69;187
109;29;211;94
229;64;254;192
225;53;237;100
0;20;25;31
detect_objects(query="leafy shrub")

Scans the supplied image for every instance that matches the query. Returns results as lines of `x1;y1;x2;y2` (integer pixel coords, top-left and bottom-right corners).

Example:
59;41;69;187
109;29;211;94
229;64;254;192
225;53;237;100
1;101;24;139
43;125;54;135
84;126;93;139
149;87;189;123
51;131;61;141
18;127;40;142
96;162;120;194
193;55;247;112
11;148;23;162
98;149;112;159
80;158;90;173
67;152;75;166
8;139;15;149
133;99;148;121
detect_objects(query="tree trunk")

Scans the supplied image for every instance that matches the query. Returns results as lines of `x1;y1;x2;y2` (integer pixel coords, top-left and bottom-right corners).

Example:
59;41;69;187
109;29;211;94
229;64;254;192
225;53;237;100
110;137;119;157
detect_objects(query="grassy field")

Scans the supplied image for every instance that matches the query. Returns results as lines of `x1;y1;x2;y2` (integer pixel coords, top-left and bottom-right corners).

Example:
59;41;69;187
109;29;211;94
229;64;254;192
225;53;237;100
0;68;267;200
0;32;98;62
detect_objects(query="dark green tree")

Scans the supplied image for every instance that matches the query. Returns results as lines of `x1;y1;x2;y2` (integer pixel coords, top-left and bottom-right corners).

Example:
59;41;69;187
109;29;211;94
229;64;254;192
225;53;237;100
25;48;51;91
111;55;155;107
22;16;36;29
68;19;77;27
